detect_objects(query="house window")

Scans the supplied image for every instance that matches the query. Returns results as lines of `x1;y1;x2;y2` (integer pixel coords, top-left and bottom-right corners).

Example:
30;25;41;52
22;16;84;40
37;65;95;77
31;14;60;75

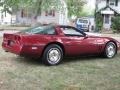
109;0;115;6
1;13;3;20
107;0;109;3
5;11;6;17
21;9;27;18
45;10;55;17
115;0;118;6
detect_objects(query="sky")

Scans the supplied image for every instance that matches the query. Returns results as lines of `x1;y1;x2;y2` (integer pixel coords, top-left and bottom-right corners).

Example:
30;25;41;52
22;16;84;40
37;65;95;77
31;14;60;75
84;0;96;14
86;0;96;9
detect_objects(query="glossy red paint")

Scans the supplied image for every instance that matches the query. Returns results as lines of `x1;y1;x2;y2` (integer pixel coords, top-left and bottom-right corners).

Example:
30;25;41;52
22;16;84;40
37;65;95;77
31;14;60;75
2;25;120;58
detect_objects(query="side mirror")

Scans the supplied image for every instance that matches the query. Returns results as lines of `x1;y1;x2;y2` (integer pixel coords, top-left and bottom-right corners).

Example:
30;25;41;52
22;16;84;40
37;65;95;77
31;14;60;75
84;35;88;39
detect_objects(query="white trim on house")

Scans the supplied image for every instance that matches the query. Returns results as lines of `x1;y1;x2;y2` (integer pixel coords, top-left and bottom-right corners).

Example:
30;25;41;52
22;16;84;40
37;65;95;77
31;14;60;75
101;10;114;14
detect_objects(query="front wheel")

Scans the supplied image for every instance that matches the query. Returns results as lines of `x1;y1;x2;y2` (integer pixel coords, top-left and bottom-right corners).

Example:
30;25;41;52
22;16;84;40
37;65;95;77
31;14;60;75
42;44;63;66
104;42;117;58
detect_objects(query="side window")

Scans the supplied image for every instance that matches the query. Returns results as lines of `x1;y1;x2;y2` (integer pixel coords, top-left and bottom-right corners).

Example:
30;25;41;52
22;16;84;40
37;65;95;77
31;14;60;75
61;27;83;36
37;27;56;35
31;27;43;34
109;0;115;6
44;28;56;35
20;26;56;35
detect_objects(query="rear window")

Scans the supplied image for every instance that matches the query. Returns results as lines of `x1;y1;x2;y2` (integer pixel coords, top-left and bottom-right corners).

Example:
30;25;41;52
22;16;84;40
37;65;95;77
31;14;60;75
20;25;55;35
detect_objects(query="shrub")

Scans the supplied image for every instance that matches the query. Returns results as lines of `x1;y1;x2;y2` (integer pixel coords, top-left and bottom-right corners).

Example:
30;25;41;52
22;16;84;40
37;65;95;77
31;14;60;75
111;16;120;33
95;13;103;32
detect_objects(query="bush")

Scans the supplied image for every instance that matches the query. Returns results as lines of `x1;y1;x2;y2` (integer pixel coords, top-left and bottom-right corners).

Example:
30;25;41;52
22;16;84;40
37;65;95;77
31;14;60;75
95;13;103;32
111;16;120;33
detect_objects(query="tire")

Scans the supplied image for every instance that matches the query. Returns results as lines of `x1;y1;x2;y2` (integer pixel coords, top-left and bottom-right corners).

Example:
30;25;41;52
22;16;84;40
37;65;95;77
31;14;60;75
104;42;117;58
42;44;63;66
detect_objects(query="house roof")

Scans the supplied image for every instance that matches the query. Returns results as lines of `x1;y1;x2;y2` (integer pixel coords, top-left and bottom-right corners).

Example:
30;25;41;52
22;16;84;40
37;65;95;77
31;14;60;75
96;5;120;15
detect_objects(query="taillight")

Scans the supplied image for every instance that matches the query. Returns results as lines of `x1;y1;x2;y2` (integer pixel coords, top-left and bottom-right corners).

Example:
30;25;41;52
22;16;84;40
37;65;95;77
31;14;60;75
3;34;7;40
14;36;21;41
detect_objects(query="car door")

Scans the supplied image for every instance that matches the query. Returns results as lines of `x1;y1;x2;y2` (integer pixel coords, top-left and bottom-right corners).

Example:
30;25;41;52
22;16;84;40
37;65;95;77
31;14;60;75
60;26;99;56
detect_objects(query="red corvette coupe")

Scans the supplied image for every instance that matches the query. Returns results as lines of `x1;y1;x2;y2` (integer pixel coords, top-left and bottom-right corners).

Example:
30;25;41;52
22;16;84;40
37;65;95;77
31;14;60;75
2;25;120;65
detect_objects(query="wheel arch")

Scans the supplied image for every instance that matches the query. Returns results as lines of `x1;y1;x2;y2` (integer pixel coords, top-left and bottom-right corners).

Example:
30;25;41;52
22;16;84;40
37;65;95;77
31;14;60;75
105;40;118;53
41;42;65;57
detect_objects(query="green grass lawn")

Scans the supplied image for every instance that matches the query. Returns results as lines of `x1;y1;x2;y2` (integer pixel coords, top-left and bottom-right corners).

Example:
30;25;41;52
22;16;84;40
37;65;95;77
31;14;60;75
0;38;120;90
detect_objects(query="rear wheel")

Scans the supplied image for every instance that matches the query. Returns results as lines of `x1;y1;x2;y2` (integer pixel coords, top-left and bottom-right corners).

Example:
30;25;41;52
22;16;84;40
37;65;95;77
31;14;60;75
42;44;63;66
104;42;117;58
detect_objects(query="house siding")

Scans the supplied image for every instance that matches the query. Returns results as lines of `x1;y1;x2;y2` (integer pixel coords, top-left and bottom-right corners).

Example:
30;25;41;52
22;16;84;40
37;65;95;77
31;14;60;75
0;0;68;25
111;1;120;13
97;0;107;11
96;0;120;30
37;11;60;24
97;0;120;12
0;7;12;25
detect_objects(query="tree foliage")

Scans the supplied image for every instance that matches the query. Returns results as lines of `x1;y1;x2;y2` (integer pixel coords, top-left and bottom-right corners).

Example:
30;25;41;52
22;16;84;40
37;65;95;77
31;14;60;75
66;0;86;17
95;13;103;31
111;16;120;33
0;0;62;16
0;0;85;17
0;0;31;13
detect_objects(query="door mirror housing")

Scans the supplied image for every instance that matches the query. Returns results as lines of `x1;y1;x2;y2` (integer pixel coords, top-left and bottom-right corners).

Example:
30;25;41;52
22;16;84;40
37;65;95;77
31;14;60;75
84;34;88;39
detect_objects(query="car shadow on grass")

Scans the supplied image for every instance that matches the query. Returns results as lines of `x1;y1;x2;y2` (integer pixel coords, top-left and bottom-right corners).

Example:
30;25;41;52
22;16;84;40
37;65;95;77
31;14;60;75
14;56;44;66
63;55;106;63
63;52;120;64
13;55;107;66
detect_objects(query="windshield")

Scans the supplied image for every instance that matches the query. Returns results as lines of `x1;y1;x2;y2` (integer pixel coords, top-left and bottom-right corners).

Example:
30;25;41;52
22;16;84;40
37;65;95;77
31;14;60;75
78;19;88;24
19;25;55;35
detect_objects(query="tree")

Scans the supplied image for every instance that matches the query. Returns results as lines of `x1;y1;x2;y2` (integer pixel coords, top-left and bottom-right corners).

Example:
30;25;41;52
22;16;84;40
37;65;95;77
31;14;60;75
0;0;86;16
0;0;86;19
95;13;103;31
0;0;86;26
66;0;86;17
0;0;63;17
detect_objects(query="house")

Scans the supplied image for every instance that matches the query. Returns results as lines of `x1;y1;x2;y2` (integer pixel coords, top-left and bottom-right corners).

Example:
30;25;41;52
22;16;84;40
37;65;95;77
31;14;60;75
16;0;68;25
0;7;13;25
95;0;120;30
0;0;68;25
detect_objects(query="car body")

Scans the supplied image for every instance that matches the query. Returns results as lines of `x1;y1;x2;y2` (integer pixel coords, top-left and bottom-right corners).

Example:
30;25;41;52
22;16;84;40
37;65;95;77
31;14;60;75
2;25;120;65
76;18;90;32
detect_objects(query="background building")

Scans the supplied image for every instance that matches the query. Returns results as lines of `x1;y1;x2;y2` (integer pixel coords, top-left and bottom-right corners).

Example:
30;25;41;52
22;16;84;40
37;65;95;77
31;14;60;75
0;0;68;25
96;0;120;30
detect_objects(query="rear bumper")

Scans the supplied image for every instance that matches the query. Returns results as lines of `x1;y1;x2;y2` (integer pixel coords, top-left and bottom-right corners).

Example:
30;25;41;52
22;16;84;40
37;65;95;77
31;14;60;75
2;42;44;57
2;42;22;55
